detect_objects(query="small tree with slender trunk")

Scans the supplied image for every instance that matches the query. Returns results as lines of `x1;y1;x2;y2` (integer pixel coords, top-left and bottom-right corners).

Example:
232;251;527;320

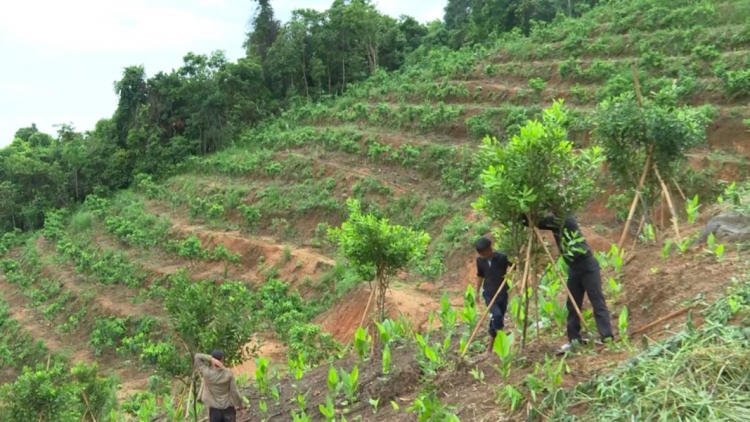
328;198;429;322
473;100;605;347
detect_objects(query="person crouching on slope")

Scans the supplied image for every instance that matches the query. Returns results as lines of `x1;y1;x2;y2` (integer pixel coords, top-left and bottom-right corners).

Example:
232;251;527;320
195;350;246;422
475;237;513;355
520;211;614;354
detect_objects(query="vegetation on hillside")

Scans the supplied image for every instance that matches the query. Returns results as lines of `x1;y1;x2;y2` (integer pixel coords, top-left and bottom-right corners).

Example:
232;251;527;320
2;0;750;420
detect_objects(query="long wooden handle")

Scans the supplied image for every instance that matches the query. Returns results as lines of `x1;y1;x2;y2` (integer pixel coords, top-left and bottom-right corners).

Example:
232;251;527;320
532;227;591;333
460;263;517;359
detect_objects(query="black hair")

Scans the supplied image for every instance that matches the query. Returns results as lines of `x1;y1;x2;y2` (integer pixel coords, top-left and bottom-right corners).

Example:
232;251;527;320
211;349;224;361
475;236;492;252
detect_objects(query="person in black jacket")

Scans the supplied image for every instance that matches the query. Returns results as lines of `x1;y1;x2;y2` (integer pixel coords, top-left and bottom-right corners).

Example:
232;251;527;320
475;237;513;354
521;212;613;353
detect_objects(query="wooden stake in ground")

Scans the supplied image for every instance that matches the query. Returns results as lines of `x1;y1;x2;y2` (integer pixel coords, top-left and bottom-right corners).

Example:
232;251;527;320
532;266;541;343
660;189;665;229
459;261;519;359
516;233;534;349
617;62;651;251
630;213;646;250
520;263;536;350
532;227;591;334
618;152;652;250
672;178;687;201
360;287;375;328
654;166;681;242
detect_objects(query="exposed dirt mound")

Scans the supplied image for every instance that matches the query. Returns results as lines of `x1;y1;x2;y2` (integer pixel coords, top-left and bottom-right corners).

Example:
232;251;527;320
315;285;442;343
144;201;334;288
232;335;287;377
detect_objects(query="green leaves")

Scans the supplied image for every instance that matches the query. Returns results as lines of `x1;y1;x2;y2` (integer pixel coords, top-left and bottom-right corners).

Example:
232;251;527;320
593;87;713;201
328;198;430;320
474;100;604;252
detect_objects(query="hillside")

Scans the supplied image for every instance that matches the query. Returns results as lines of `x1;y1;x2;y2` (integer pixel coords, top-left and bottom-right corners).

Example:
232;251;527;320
2;0;750;420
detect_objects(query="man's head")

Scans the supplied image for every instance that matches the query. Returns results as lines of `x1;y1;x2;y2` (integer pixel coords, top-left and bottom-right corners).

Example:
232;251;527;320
210;349;224;362
475;237;493;259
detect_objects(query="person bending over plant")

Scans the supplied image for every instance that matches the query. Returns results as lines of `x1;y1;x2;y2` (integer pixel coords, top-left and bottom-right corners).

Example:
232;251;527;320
475;236;513;355
521;212;614;354
195;350;246;422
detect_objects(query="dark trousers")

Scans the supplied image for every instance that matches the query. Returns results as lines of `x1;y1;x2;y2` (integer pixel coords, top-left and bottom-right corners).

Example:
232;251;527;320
209;407;236;422
566;255;613;342
482;289;508;337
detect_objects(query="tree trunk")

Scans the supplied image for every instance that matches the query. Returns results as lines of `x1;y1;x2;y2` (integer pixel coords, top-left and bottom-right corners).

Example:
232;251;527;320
366;42;378;74
376;271;387;322
73;169;78;201
301;52;309;98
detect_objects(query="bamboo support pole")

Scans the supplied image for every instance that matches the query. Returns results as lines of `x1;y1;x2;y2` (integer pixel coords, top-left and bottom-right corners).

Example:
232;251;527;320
672;178;687;201
618;153;652;250
459;262;518;359
515;233;534;337
654;166;681;242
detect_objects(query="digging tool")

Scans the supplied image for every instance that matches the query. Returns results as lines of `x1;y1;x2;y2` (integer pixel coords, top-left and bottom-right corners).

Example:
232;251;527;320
459;261;518;359
532;226;591;334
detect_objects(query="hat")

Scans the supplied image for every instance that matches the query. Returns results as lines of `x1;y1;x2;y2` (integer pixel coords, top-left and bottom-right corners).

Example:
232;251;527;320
210;349;224;361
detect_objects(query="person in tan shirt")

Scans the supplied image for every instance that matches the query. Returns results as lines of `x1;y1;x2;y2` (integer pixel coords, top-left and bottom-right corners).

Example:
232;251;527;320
195;350;245;422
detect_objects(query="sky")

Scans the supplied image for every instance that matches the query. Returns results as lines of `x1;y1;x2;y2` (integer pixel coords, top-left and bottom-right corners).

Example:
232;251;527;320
0;0;444;147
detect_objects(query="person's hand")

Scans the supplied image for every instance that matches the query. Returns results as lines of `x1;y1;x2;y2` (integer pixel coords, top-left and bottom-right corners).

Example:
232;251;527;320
239;407;246;419
210;357;224;369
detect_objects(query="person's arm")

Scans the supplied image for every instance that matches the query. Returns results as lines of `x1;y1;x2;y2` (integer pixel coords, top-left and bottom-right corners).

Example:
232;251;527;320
520;213;558;231
194;353;223;376
194;353;212;376
229;375;244;410
475;260;484;302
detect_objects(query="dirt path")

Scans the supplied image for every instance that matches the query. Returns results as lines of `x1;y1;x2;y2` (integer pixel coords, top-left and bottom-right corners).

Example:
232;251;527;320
35;238;163;319
0;273;150;396
143;200;335;286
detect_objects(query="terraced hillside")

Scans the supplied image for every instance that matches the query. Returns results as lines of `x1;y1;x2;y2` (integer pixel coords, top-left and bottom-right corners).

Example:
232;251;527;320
2;0;750;420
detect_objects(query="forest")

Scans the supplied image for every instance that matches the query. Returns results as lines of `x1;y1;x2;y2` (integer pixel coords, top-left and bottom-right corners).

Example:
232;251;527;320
0;0;602;232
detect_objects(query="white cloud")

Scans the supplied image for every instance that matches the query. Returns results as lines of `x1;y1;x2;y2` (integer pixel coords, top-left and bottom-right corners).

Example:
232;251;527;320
0;0;232;53
200;0;225;5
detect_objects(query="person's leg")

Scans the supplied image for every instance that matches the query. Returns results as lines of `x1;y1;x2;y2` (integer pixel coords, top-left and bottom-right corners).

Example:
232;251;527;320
209;408;223;422
223;406;237;422
580;258;614;341
565;269;586;343
483;290;501;353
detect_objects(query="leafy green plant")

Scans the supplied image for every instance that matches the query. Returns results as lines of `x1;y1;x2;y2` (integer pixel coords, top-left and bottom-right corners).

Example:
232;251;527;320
353;327;372;361
686;195;700;223
328;198;429;321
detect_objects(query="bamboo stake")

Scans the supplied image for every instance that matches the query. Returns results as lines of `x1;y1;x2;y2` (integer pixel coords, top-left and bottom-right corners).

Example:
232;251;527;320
82;391;98;422
672;178;687;201
515;233;535;345
459;262;518;359
619;61;651;250
532;227;591;333
654;166;681;242
595;306;692;352
360;287;375;328
660;189;665;229
618;153;652;250
630;306;692;335
532;267;541;343
630;213;646;251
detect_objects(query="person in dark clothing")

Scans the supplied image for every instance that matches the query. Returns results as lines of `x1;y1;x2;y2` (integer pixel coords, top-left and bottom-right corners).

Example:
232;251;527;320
475;237;513;354
521;212;614;353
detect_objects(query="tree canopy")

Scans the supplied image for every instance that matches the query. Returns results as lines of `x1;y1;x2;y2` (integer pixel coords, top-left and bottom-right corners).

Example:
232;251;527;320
473;101;605;253
328;198;430;321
